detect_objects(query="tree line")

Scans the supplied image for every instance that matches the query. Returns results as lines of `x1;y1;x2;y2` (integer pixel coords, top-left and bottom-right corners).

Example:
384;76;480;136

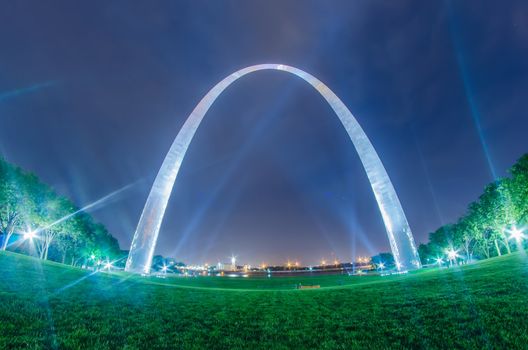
0;157;122;266
418;153;528;265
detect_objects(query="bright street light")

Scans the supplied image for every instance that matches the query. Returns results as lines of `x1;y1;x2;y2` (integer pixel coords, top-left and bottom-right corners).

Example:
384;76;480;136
446;248;458;260
23;231;36;240
509;226;525;242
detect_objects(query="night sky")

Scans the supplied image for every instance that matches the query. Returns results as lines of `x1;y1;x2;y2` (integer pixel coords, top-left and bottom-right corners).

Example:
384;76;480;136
1;1;527;266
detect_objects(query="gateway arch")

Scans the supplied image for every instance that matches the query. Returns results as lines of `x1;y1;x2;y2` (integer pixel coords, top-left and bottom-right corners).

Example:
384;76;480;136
125;64;421;274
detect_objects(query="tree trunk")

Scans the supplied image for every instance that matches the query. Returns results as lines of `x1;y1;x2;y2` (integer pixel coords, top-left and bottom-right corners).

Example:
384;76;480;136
483;245;490;259
0;211;19;251
503;238;511;254
0;234;8;250
463;243;470;262
1;224;15;250
39;231;55;260
494;239;502;256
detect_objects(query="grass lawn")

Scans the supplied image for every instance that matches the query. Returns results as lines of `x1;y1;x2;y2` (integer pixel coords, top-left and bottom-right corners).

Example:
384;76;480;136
1;251;528;349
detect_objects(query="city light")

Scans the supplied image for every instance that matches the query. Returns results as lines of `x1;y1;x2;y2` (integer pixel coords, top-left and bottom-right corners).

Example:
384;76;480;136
377;262;385;270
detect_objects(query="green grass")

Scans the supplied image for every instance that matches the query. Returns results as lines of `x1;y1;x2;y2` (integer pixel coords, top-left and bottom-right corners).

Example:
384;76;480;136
1;251;528;349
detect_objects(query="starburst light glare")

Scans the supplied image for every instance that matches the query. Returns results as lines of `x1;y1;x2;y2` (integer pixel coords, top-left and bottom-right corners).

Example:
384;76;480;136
446;248;458;260
23;230;37;240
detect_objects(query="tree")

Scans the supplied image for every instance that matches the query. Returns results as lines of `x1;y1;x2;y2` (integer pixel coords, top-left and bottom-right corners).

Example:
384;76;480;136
53;214;85;265
0;157;123;265
454;218;476;262
0;159;33;250
374;153;528;267
507;154;528;226
371;252;394;267
430;225;455;254
417;243;433;265
0;174;21;250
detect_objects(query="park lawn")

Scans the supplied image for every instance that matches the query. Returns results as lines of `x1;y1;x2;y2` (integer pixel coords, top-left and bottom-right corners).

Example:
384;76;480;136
1;251;527;349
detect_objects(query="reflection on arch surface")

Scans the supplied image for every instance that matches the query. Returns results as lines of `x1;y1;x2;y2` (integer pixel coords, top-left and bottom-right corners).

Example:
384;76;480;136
125;64;421;274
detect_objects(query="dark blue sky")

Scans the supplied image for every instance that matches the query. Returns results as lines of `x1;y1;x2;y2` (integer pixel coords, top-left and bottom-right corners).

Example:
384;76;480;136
1;1;527;266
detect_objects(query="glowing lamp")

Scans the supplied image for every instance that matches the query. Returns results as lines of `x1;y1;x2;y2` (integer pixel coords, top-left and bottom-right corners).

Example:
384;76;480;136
23;231;36;240
510;226;525;241
446;248;458;260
